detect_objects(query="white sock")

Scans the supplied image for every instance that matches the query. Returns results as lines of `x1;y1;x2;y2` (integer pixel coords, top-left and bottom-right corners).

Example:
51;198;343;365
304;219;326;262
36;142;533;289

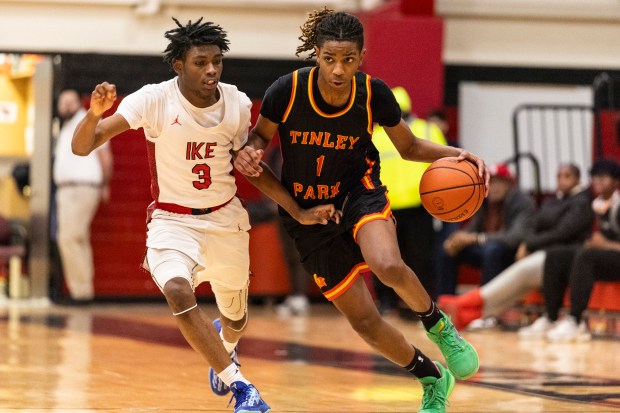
220;330;238;355
217;363;249;387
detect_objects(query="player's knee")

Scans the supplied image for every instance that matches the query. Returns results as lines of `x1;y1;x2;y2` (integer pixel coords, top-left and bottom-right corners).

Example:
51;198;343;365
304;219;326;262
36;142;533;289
163;277;194;309
348;311;382;341
371;257;407;286
221;313;248;333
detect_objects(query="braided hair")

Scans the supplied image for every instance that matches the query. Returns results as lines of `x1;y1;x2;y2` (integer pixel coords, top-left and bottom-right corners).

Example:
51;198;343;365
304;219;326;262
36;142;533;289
163;17;230;66
296;8;364;59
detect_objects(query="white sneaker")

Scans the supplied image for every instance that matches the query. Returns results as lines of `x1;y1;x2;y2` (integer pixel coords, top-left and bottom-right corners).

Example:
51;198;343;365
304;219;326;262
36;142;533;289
467;317;498;331
275;295;310;317
518;315;553;339
546;316;591;342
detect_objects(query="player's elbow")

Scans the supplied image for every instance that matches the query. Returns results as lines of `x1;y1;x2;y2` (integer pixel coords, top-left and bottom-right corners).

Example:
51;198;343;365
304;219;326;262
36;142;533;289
71;142;92;156
399;144;419;162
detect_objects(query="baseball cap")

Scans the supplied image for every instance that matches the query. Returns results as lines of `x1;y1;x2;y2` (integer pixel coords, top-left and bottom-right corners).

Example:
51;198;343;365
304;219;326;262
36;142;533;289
489;163;514;181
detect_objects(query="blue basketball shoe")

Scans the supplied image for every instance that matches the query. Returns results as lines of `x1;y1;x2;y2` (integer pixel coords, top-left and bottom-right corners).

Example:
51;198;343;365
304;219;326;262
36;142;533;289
209;318;240;396
230;381;271;413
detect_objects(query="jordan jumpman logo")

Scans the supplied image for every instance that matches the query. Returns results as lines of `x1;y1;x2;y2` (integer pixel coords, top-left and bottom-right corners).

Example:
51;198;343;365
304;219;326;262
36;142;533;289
171;115;182;126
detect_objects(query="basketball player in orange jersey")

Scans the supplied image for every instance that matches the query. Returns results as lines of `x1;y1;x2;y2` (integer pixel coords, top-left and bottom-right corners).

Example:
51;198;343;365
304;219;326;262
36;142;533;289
71;17;340;413
234;8;490;413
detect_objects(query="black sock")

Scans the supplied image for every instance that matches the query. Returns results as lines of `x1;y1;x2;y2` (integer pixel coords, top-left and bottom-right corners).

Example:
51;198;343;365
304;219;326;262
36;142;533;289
405;347;441;379
415;301;443;331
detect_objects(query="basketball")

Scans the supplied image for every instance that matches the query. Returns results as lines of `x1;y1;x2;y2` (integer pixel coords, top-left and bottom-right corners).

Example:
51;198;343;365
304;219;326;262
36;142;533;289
419;157;485;222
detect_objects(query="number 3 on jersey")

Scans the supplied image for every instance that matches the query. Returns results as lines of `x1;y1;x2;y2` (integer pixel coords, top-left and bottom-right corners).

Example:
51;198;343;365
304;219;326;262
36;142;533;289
192;164;212;189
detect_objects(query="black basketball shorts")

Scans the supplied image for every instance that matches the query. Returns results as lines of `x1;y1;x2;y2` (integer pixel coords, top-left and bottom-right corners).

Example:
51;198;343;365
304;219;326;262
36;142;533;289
282;185;392;301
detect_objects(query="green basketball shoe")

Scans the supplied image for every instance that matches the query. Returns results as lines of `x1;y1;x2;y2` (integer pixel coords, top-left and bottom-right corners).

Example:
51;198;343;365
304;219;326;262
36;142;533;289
426;311;479;380
418;362;455;413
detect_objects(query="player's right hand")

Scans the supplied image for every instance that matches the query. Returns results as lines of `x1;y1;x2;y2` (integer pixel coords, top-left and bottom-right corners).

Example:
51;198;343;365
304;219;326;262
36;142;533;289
90;82;117;117
234;146;264;177
297;204;342;226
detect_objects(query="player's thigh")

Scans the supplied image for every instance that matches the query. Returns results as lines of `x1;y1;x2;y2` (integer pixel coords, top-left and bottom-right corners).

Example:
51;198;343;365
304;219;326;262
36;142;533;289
198;229;249;288
332;276;379;322
356;219;402;268
302;232;368;302
146;248;197;292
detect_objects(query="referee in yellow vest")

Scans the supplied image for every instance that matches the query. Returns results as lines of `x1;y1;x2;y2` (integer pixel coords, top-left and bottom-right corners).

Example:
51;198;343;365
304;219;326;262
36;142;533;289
372;87;448;316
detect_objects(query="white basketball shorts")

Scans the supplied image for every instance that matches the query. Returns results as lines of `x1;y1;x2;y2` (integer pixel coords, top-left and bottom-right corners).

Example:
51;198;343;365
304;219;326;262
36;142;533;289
144;197;251;320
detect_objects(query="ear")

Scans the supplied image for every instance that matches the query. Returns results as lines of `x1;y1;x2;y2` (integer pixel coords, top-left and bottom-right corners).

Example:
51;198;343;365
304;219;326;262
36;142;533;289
313;45;320;61
359;48;367;65
173;59;183;75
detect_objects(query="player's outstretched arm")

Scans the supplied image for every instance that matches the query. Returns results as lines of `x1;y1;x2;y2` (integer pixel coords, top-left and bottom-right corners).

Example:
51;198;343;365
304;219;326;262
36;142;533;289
384;119;490;196
385;118;461;162
72;82;130;156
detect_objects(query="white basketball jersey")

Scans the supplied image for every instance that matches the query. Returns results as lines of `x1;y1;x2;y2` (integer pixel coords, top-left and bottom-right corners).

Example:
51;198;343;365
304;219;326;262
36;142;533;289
117;78;251;208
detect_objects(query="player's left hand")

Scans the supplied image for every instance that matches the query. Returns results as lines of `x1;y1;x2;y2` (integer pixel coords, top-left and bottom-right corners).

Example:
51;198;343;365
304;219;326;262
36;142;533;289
297;204;342;225
234;146;264;177
457;150;490;196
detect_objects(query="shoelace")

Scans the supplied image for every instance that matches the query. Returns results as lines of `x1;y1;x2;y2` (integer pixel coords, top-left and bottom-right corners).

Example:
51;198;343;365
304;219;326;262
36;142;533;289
421;383;441;408
437;324;463;356
228;385;261;409
421;380;450;409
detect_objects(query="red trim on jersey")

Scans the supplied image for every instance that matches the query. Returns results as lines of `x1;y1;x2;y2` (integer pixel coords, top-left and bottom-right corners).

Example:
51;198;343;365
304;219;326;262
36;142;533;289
154;197;233;215
146;140;160;202
352;194;392;241
323;263;370;301
308;67;356;118
361;157;377;190
282;70;298;123
365;74;373;135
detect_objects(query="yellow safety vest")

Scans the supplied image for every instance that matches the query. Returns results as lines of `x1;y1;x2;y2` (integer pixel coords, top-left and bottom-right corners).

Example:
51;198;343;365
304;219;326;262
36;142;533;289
373;118;447;209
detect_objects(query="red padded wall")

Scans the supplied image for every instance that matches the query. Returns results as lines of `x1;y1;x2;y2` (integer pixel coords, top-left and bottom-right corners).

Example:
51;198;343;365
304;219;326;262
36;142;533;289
358;1;444;118
89;100;155;297
599;109;620;160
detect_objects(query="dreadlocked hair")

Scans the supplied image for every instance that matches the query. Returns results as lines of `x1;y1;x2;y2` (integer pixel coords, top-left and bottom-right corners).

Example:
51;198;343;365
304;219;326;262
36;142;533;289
163;17;230;66
296;8;364;59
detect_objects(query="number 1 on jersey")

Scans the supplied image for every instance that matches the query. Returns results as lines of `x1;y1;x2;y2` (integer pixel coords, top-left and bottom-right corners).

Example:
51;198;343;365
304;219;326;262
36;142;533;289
316;155;325;177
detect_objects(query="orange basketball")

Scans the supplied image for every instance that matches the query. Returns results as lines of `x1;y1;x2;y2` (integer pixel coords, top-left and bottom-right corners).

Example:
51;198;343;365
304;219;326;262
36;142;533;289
419;158;485;222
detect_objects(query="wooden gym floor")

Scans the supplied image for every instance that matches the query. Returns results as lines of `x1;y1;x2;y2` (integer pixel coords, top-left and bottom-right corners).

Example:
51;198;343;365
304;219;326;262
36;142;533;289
1;300;619;413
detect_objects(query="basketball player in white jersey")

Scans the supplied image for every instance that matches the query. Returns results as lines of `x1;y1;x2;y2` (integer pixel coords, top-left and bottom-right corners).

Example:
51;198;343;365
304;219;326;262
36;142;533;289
72;18;338;413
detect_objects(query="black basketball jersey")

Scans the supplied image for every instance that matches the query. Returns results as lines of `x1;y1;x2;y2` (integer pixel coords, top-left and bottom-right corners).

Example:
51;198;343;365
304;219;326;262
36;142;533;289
272;66;389;209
